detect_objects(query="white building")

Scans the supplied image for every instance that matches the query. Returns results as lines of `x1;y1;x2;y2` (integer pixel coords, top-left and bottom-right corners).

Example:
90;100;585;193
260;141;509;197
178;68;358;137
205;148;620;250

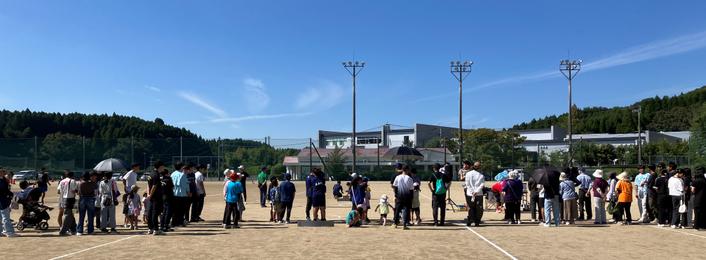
317;123;460;149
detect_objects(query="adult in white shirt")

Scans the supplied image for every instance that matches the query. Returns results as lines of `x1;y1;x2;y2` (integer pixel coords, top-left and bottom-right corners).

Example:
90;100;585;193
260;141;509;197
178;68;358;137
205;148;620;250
392;165;415;229
191;165;207;222
58;171;78;235
668;170;685;228
465;161;485;227
122;164;140;194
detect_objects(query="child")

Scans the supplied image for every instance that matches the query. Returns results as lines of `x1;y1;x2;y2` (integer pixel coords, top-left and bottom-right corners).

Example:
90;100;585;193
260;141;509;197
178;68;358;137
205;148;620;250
346;206;364;228
332;180;343;199
374;194;395;226
363;178;371;224
127;185;142;230
142;192;150;224
268;177;280;223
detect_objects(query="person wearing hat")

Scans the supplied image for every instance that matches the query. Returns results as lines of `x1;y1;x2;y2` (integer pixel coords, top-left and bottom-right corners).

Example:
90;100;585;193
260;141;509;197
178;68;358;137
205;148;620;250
634;165;650;223
591;170;609;224
222;172;243;229
237;165;249;203
615;172;634;225
277;173;296;224
576;168;593;221
257;167;269;208
559;172;578;225
503;170;524;224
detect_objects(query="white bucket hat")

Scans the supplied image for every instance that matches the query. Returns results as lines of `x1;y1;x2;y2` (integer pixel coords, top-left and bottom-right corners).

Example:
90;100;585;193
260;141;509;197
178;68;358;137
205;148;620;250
592;169;604;178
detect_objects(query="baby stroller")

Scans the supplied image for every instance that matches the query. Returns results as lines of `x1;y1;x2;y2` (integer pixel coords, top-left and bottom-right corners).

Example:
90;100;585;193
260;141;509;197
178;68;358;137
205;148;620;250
16;188;52;231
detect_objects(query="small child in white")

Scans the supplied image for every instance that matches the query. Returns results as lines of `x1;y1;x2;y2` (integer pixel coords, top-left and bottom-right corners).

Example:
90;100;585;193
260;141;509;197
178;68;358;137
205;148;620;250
126;185;142;230
374;194;395;226
142;192;150;224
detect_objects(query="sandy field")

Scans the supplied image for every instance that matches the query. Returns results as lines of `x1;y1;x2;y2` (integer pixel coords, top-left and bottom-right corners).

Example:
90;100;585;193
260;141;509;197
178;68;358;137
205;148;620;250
1;181;704;260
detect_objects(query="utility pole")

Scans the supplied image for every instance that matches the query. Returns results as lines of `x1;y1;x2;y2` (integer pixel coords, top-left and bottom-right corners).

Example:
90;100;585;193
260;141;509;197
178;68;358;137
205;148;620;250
450;60;473;167
343;60;365;174
633;105;642;164
560;59;582;167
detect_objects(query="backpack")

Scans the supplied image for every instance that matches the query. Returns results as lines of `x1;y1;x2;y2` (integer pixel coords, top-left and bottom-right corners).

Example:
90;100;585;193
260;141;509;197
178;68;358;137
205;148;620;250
434;173;447;195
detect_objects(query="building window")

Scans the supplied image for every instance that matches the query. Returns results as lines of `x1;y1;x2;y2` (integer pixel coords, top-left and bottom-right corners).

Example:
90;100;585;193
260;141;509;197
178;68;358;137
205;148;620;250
357;137;381;145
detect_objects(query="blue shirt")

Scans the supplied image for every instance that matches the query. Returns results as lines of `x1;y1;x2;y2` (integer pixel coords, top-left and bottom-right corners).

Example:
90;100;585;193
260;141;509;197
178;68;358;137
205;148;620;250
305;175;317;198
634;173;649;195
576;173;593;190
171;170;191;197
559;180;578;200
278;180;296;203
225;181;243;203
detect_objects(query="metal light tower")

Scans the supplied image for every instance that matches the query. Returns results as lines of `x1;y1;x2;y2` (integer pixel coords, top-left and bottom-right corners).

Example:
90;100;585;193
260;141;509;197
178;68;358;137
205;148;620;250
633;105;642;164
450;60;473;166
343;60;365;173
560;59;581;167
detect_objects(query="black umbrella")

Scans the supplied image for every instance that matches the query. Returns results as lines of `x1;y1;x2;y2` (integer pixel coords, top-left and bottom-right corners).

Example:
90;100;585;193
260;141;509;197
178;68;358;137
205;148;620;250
383;146;424;161
532;168;550;186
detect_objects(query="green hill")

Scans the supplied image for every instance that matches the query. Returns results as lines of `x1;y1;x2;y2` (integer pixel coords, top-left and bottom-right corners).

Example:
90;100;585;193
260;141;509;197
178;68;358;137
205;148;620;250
512;85;706;133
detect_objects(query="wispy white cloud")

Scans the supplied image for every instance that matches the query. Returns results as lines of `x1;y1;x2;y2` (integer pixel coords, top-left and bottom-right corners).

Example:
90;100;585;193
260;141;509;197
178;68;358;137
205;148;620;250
295;81;345;110
145;85;161;92
176;112;311;125
177;91;228;118
416;30;706;102
243;78;270;113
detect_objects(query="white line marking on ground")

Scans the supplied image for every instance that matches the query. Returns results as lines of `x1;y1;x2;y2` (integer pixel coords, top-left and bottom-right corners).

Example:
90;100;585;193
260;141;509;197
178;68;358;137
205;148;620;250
455;224;518;260
650;226;706;239
49;235;139;260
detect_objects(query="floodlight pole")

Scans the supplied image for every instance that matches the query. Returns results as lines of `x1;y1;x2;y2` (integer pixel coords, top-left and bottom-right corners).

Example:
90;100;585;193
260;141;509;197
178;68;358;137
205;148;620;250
450;60;473;168
343;61;365;173
560;59;582;167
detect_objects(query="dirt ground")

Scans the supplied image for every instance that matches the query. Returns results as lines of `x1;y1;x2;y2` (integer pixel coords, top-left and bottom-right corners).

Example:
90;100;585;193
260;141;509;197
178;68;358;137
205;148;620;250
2;181;705;260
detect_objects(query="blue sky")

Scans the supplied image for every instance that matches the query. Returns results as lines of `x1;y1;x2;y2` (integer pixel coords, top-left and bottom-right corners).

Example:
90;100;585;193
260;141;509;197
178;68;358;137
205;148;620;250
1;1;706;139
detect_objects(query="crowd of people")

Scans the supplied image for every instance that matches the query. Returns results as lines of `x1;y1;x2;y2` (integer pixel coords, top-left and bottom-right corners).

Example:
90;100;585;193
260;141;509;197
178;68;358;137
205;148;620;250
1;160;706;238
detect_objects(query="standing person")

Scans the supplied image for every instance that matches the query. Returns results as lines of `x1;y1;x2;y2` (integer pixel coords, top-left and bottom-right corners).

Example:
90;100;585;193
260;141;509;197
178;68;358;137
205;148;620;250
559;172;578;225
668;170;686;228
126;185;141;230
257;167;269;208
160;167;174;232
37;168;50;204
0;169;17;237
503;170;523;224
528;175;543;222
542;168;561;227
615;172;634;225
655;170;671;227
77;171;97;235
58;171;79;235
305;171;316;221
410;168;422;225
147;161;165;235
683;168;693;228
591;170;609;224
222;172;243;229
238;165;249;203
576;169;593;221
465;162;486;227
645;165;659;223
184;164;197;224
171;163;191;228
606;172;621;223
691;167;706;231
428;163;450;226
190;164;207;223
634;165;650;223
268;177;280;223
374;194;394;226
312;168;327;221
278;173;296;224
392;165;414;230
99;172;118;233
121;164;139;228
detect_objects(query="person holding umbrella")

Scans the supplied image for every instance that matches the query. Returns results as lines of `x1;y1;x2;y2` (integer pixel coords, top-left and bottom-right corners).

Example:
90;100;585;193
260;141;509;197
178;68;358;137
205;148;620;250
534;167;561;227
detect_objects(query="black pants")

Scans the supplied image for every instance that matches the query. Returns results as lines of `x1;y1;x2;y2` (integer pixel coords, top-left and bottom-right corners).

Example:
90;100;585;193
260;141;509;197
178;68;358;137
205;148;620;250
505;201;521;223
431;194;446;225
161;198;173;230
184;196;193;223
647;191;657;221
94;206;101;229
305;196;313;219
279;201;293;222
147;200;162;231
578;189;592;220
671;196;687;226
694;208;706;229
259;185;267;207
618;201;632;223
241;181;247;202
657;195;670;224
530;193;542;221
393;195;412;227
223;202;240;226
465;195;483;225
191;194;205;221
60;198;77;234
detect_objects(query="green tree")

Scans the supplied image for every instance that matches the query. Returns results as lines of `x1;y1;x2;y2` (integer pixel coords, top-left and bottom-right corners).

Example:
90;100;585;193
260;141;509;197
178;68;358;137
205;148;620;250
325;146;347;180
40;133;83;161
690;104;706;166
